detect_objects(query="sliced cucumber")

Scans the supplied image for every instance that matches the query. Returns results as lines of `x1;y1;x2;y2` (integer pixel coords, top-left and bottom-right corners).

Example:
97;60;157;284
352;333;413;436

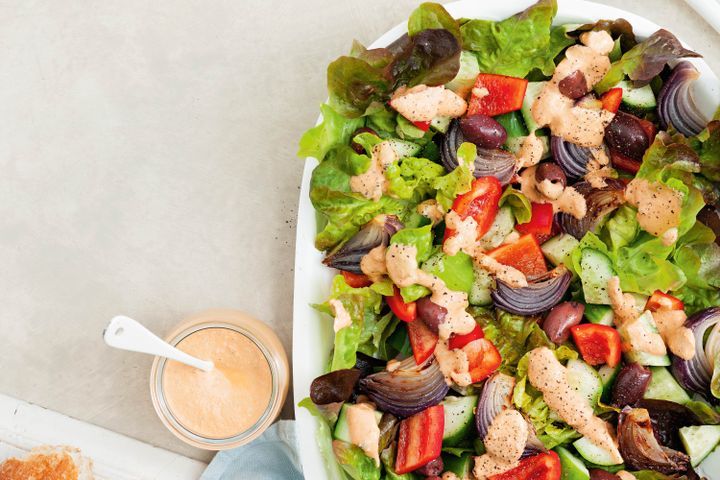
385;139;422;159
431;116;452;134
616;80;657;111
680;425;720;467
334;403;382;443
522;81;547;133
446;51;480;98
566;359;603;409
625;350;671;366
619;311;670;366
556;446;590;480
442;395;478;446
579;249;615;304
585;304;614;326
573;437;623;466
469;266;493;306
598;363;621;402
542;234;580;268
443;452;473;479
643;366;691;404
396;114;427;140
479;206;515;251
495;111;528;139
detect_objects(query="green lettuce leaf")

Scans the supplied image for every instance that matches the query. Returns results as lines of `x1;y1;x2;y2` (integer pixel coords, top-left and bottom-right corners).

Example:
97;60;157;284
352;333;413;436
298;397;350;480
333;441;381;480
499;186;532;224
693;121;720;182
386;157;446;201
596;29;700;94
601;204;639;252
569;18;638;52
299;104;365;161
390;225;434;302
423;249;475;293
408;2;461;42
460;0;574;78
433;142;475;210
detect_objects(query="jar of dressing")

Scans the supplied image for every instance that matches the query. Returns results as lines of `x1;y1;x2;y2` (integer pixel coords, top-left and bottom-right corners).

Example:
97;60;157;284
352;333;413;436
149;309;288;449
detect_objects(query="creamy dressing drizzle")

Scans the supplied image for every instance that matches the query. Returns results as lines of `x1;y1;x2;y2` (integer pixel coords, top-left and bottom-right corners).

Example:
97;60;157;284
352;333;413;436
519;166;587;219
472;409;528;479
528;347;623;464
350;141;397;201
516;132;546;169
585;147;613;188
346;403;381;466
390;85;467;123
434;339;472;386
607;277;639;326
617;472;637;480
360;245;388;283
329;299;352;332
625;178;683;246
652;302;695;360
417;199;445;226
608;277;667;356
475;253;528;288
532;31;616;147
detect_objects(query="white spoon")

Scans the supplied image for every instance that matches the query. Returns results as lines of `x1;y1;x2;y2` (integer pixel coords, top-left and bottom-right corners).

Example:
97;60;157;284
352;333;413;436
103;315;214;372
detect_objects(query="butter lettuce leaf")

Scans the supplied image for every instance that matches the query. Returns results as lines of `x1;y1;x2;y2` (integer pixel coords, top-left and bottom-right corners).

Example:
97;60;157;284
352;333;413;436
460;0;574;78
408;2;461;42
299;104;365;161
693;120;720;182
499;186;532;224
433;142;475;210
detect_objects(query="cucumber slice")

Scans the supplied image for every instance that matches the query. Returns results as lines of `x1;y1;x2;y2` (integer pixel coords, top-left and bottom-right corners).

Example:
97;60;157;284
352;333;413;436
542;234;580;268
446;51;480;98
396;114;427;140
573;437;623;466
522;81;547;133
442;395;479;446
495;111;528;139
385;139;422;159
556;446;590;480
479;206;515;251
431;116;452;134
625;350;671;366
616;80;657;111
579;249;615;304
643;366;691;404
598;363;621;403
680;425;720;467
443;452;473;479
619;311;670;366
566;359;603;409
334;403;382;443
585;304;614;326
469;266;493;306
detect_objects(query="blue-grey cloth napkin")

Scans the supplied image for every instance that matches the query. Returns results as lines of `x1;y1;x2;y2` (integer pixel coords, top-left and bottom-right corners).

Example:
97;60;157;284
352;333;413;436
200;420;303;480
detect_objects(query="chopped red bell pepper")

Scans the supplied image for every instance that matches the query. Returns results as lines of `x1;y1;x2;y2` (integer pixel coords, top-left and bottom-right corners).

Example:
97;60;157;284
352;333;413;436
487;233;548;277
448;323;484;350
395;405;445;474
645;290;684;312
443;176;502;246
516;203;555;237
341;271;373;288
610;149;641;174
570;324;622;368
467;74;528;117
386;286;417;323
489;451;562;480
464;338;502;383
637;117;657;143
407;317;438;365
600;88;623;113
412;120;432;131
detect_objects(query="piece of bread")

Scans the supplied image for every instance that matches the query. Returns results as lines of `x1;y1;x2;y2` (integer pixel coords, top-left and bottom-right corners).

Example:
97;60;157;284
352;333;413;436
0;445;94;480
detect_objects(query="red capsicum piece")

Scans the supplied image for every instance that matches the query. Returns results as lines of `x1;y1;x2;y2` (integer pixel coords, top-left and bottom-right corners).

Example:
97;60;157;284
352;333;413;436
570;324;622;367
609;149;641;174
645;290;684;312
386;286;417;323
395;405;445;474
468;74;528;117
601;88;623;113
516;202;555;237
443;176;502;246
464;338;502;383
487;233;548;277
407;318;438;365
341;271;373;288
489;451;562;480
448;323;484;350
411;120;432;131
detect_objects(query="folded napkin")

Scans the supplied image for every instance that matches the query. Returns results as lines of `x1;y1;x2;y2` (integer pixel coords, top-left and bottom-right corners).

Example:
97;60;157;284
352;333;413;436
200;421;303;480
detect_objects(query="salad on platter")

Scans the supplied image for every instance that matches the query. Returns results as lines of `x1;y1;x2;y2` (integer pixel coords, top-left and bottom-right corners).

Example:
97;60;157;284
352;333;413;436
297;1;720;479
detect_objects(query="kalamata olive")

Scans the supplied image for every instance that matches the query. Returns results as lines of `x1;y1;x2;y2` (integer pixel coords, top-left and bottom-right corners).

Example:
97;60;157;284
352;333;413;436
416;297;447;334
350;127;378;154
559;70;589;99
414;457;443;476
542;301;585;344
611;363;652;407
698;206;720;246
589;469;621;480
459;114;507;149
605;112;650;161
535;162;567;189
310;368;362;405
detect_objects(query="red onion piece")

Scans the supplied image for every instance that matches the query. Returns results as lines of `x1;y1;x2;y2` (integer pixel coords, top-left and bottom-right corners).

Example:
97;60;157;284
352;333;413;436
637;399;700;450
558;179;625;240
671;307;720;399
359;356;449;417
658;61;707;137
550;136;593;180
323;215;403;273
491;266;572;316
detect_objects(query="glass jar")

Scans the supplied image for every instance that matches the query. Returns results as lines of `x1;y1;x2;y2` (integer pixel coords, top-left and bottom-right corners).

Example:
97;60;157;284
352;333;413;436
149;309;288;450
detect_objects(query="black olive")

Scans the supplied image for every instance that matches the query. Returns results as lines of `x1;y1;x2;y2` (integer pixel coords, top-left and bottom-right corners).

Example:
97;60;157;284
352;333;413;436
605;112;650;161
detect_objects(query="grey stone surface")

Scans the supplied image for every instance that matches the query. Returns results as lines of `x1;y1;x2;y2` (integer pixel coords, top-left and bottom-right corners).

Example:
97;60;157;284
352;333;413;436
0;0;717;463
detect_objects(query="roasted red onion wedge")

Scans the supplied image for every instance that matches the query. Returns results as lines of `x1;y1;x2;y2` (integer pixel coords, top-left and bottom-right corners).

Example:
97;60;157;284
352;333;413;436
441;120;516;185
658;61;708;137
310;369;362;405
359;356;449;417
550;136;593;179
617;407;690;474
491;266;572;316
637;399;700;451
558;179;625;240
323;215;403;273
671;307;720;399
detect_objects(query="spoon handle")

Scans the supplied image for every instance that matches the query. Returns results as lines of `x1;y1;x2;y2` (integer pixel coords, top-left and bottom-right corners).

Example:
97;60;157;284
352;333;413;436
104;315;214;372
